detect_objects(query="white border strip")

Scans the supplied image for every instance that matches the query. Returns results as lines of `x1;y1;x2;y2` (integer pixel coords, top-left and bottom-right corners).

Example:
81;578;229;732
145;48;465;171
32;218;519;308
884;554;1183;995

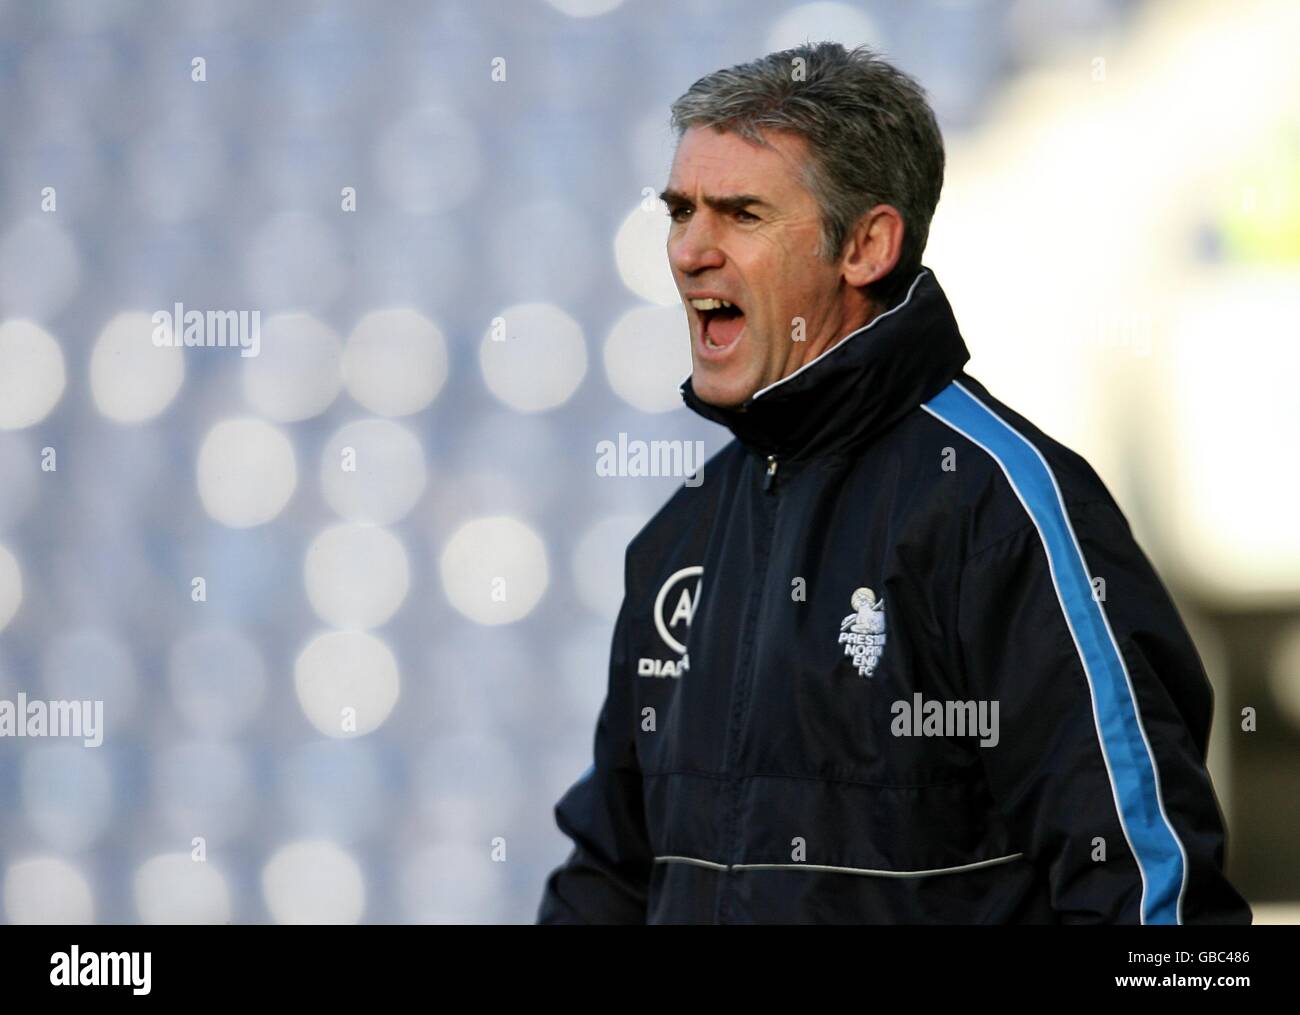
654;854;729;871
654;851;1024;879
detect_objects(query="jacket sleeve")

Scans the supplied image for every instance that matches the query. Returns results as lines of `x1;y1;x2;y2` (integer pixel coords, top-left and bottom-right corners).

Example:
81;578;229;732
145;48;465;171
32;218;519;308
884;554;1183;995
957;497;1251;924
537;595;653;924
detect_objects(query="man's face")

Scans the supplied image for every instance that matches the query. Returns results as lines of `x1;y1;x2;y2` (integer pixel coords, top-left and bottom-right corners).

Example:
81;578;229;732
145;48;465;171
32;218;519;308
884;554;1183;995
663;126;852;407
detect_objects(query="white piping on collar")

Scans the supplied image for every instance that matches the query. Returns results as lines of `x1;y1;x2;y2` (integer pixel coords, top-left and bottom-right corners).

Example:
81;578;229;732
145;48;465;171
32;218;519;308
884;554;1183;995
749;268;929;402
653;850;1025;878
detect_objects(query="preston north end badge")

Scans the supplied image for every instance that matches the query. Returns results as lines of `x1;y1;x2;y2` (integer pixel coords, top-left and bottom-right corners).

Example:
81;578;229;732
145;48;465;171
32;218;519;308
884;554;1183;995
839;586;886;677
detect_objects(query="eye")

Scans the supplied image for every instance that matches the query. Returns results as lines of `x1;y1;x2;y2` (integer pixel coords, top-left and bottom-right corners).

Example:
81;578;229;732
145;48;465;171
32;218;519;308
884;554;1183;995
667;205;692;223
735;209;759;222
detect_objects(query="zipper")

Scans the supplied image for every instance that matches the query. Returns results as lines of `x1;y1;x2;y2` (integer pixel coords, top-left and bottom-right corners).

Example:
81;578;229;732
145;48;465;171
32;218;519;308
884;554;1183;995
715;453;783;923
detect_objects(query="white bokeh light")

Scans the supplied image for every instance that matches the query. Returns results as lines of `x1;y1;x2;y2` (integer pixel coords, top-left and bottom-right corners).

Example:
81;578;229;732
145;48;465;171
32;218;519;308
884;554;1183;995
614;203;679;306
197;418;298;528
374;105;481;214
304;524;410;629
3;857;93;924
343;308;448;417
603;303;692;412
764;2;883;52
294;630;400;738
0;544;22;631
168;627;267;736
91;311;185;423
134;853;232;924
439;515;550;626
0;319;66;429
479;302;587;413
262;839;366;924
319;418;427;525
242;312;342;422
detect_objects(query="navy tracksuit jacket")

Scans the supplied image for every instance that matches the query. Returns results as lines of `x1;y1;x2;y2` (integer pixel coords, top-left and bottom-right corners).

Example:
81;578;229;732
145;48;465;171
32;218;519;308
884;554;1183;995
538;268;1251;924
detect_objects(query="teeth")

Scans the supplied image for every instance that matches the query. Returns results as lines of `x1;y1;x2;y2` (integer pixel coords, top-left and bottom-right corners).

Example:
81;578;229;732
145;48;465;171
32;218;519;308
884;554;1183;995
690;298;734;310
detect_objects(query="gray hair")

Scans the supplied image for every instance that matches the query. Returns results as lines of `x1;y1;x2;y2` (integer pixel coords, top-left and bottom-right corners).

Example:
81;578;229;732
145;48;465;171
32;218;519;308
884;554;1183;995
669;42;945;301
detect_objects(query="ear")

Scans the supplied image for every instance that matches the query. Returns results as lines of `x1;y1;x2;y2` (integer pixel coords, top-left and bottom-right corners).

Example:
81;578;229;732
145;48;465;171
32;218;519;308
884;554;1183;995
839;204;904;288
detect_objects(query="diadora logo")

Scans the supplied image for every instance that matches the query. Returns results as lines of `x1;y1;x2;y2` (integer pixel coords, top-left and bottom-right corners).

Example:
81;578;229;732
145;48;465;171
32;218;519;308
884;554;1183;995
839;586;887;678
638;565;702;679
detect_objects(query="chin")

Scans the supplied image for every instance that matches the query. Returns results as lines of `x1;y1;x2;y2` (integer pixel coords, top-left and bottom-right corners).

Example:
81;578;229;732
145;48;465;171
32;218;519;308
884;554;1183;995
691;368;758;408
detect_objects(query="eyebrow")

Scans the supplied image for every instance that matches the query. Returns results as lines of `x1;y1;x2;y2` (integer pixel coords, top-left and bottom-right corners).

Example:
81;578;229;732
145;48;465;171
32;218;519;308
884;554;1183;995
658;188;773;214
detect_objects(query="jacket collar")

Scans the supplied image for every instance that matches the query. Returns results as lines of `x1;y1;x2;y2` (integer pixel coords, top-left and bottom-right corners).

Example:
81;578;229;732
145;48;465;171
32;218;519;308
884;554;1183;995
679;268;970;460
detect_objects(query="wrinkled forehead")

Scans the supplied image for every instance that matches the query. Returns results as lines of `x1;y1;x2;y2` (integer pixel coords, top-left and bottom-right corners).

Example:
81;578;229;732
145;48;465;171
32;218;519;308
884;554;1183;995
667;125;812;202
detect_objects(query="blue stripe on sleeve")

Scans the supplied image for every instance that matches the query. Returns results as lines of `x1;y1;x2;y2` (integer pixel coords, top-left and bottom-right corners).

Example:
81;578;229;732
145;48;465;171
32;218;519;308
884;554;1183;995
922;380;1187;925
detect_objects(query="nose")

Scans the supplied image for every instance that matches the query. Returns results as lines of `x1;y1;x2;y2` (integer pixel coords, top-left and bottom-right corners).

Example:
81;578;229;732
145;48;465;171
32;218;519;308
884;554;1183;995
668;212;725;277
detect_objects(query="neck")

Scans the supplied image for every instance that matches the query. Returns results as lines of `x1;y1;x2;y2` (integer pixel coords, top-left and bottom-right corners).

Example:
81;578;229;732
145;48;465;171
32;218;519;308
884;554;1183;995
779;294;884;386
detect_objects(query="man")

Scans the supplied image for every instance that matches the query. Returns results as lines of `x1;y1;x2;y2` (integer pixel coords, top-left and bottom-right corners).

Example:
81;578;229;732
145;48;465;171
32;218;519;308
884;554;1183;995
537;43;1251;924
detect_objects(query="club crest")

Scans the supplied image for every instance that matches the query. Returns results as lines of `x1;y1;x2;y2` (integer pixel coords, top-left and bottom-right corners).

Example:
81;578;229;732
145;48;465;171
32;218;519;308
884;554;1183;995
838;586;886;678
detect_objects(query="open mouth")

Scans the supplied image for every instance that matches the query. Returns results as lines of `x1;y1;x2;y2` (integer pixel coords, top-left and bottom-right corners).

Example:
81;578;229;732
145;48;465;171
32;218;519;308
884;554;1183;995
690;298;746;352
